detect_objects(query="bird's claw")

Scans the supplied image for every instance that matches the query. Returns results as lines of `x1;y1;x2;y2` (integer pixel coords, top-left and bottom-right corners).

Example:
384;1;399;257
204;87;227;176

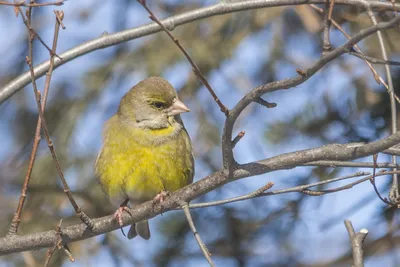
113;205;132;227
153;190;170;204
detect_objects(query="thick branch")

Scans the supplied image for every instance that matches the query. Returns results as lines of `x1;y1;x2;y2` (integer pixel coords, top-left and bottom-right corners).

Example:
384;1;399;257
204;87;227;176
1;132;400;255
0;0;399;104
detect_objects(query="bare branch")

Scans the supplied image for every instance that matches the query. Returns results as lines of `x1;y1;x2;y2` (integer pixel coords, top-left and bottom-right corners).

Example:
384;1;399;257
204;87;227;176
137;0;228;115
2;131;400;254
180;202;214;266
254;97;277;108
222;15;400;169
189;182;275;209
17;7;94;230
344;220;368;267
1;0;400;258
303;160;400;169
322;0;332;54
60;245;75;263
44;219;63;267
328;0;336;20
0;0;64;7
232;131;245;148
8;6;65;237
299;170;397;196
189;171;399;209
1;0;399;104
367;10;400;204
348;51;400;66
16;8;62;59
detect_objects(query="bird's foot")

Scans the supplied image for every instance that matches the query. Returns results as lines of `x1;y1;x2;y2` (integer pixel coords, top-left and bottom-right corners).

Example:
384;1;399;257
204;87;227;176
113;203;132;227
153;190;170;205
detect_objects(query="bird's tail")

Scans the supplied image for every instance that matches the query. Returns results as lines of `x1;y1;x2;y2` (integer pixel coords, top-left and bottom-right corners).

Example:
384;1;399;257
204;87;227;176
127;220;151;240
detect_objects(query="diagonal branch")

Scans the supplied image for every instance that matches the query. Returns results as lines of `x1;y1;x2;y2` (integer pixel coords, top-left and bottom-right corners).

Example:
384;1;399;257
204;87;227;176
137;0;228;115
8;8;64;237
1;131;400;255
1;0;399;104
348;51;400;66
222;15;400;169
180;202;215;266
17;7;94;230
367;10;400;204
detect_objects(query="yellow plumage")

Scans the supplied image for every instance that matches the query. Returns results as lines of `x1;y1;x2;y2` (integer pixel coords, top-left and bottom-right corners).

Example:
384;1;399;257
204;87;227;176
95;77;194;240
96;116;193;204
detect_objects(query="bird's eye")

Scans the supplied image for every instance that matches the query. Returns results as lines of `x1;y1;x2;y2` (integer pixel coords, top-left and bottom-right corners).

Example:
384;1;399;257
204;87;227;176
152;101;165;109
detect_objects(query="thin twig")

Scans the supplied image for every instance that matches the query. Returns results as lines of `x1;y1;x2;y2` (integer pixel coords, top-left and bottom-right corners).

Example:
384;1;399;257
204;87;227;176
19;6;94;229
232;131;245;148
189;173;364;209
310;4;383;85
137;0;229;115
54;9;65;29
189;182;274;209
8;7;65;237
328;0;336;20
189;171;400;209
344;220;368;267
370;154;393;204
310;2;400;105
60;245;75;262
254;97;277;108
366;10;400;204
8;4;51;236
388;0;398;17
0;0;64;7
323;0;332;54
8;123;41;235
303;160;400;169
18;9;62;59
222;14;400;169
180;202;215;267
44;219;63;267
299;170;399;197
2;0;400;104
348;51;400;65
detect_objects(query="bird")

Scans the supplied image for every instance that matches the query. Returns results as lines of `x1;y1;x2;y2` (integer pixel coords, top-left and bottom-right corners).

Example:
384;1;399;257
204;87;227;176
95;77;194;240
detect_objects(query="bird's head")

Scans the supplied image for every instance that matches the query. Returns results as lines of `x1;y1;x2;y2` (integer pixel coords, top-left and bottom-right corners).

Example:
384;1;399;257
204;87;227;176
118;77;190;129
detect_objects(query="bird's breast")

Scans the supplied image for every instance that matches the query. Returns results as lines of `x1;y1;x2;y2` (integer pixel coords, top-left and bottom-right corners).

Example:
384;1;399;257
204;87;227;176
95;117;194;205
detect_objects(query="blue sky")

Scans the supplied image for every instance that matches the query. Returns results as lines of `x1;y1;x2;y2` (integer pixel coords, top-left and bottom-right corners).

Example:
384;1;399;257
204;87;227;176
0;1;399;266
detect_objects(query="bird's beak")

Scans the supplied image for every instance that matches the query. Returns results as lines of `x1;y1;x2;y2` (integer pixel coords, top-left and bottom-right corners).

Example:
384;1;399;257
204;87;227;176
167;98;190;116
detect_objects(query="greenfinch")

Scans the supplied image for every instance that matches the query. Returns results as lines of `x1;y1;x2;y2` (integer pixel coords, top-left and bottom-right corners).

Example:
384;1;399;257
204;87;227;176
95;77;194;240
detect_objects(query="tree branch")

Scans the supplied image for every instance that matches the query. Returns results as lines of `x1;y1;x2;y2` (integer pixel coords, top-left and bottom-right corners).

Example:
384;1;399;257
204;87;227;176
1;132;400;255
137;0;228;115
8;8;64;237
180;202;214;266
0;0;399;104
344;220;368;267
367;9;400;203
0;0;64;7
222;15;400;169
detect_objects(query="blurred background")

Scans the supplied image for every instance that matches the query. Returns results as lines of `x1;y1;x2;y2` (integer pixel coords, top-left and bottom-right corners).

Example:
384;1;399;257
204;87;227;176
0;0;399;266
